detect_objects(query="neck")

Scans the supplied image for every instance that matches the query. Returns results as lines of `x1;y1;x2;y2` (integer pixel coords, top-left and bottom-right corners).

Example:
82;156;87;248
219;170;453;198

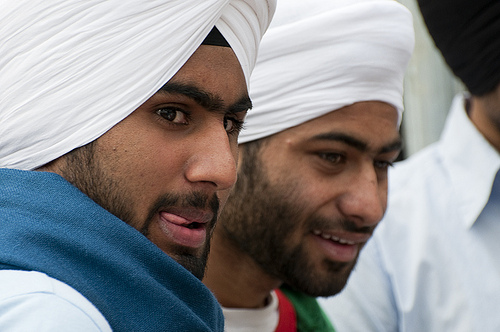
203;231;282;309
468;86;500;151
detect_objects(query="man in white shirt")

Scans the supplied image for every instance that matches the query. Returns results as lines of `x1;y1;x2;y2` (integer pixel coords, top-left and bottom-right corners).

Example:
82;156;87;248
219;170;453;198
202;0;415;330
319;0;500;330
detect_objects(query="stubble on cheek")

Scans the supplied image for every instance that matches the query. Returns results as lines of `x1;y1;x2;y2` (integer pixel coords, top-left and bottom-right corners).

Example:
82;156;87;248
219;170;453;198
56;141;138;226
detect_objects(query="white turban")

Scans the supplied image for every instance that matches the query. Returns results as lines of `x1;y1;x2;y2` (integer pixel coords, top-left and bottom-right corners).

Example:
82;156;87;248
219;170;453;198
0;0;275;170
238;0;414;144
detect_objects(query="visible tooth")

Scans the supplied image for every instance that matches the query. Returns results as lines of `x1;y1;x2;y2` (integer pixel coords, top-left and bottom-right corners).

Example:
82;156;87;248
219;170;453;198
321;233;331;240
337;238;356;245
313;230;355;245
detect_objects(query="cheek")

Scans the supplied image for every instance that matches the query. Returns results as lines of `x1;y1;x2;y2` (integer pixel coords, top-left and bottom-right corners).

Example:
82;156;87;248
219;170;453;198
291;167;336;202
138;149;188;195
103;134;186;192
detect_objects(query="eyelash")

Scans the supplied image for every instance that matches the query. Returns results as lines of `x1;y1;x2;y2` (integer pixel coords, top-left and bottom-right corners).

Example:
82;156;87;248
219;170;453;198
156;107;245;136
224;117;245;136
374;160;394;169
318;152;395;169
156;107;190;125
318;152;344;164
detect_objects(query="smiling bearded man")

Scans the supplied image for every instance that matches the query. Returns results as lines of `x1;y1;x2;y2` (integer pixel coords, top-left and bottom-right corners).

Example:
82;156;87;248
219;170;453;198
202;0;414;331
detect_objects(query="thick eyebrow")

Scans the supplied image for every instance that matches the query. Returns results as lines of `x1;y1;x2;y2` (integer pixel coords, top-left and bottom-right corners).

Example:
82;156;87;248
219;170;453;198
310;132;402;154
228;95;253;116
159;81;252;115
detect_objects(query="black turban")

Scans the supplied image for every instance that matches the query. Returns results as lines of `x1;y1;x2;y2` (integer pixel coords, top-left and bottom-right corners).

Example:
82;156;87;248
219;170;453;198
417;0;500;96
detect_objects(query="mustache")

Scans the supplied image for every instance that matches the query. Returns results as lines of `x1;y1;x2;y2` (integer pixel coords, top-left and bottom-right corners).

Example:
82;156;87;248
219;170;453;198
142;191;220;236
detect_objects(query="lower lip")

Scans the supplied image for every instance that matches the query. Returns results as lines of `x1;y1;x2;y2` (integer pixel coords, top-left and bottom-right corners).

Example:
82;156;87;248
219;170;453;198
312;234;360;263
157;212;207;249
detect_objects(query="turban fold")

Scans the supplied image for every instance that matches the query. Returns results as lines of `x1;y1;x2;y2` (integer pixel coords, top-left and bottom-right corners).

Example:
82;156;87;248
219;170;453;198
418;0;500;96
238;0;414;144
0;0;275;170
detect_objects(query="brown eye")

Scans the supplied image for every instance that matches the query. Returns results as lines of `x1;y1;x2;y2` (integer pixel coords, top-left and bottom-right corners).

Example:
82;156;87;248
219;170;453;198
156;108;188;124
319;153;343;164
374;160;394;169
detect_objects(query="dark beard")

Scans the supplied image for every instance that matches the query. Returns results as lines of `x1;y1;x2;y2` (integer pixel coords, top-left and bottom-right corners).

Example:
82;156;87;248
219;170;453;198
58;142;218;280
218;141;359;296
142;192;219;280
59;142;136;225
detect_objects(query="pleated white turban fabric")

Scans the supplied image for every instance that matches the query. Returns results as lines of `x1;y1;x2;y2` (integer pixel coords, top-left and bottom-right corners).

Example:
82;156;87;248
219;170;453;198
0;0;275;170
238;0;415;144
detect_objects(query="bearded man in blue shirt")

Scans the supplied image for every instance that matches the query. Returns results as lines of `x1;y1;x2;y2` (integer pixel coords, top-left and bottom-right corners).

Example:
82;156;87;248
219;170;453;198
0;1;275;330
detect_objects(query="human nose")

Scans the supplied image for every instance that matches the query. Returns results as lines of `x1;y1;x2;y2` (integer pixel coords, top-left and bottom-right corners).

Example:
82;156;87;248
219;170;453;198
184;122;237;191
337;165;386;228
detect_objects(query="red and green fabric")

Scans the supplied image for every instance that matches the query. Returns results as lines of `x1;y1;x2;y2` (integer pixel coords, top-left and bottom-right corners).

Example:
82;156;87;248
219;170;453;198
279;285;336;332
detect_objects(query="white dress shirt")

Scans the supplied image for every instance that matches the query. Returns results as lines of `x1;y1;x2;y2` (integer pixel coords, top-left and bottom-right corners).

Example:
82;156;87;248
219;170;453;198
222;290;279;332
0;270;111;331
319;94;500;331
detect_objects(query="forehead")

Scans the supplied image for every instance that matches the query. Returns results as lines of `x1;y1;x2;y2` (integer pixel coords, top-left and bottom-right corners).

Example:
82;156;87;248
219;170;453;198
163;45;248;106
271;101;400;150
171;45;244;82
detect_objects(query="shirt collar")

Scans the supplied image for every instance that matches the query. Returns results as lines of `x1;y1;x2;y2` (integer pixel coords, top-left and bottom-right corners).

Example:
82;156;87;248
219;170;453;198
439;93;500;229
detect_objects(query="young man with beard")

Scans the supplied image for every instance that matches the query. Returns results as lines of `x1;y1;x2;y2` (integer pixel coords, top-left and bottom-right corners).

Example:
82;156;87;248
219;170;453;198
320;0;500;331
0;0;274;331
202;0;414;330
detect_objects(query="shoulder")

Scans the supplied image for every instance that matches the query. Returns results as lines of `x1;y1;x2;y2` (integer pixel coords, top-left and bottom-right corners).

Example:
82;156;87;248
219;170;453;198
0;270;111;332
389;143;444;193
382;142;453;228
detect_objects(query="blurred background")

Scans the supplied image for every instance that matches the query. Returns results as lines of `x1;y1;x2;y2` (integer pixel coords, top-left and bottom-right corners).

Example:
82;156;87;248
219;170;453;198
397;0;464;159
